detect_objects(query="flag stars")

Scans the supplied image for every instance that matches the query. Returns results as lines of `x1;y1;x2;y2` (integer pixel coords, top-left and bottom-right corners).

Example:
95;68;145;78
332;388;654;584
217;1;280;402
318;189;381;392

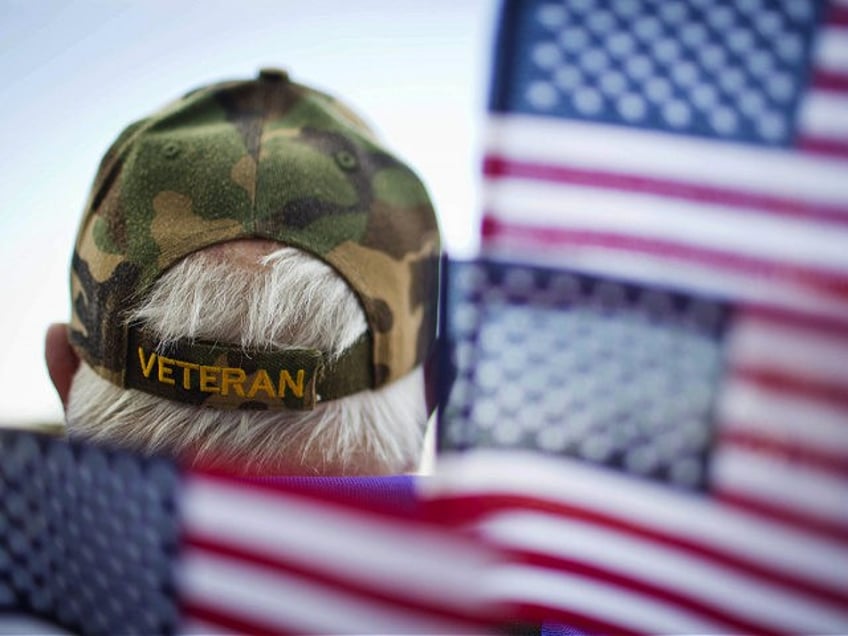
662;99;692;128
522;0;811;145
536;3;567;29
554;65;583;91
748;50;775;78
671;61;700;89
707;5;736;30
738;89;767;117
757;111;788;142
599;70;628;97
698;44;727;71
611;0;639;19
710;106;739;135
634;15;663;42
587;10;616;36
617;93;648;122
691;83;720;111
625;54;654;82
527;81;559;110
755;10;784;37
653;38;683;65
767;73;795;102
718;67;746;94
786;0;813;21
532;42;562;70
645;77;673;104
580;48;610;74
560;26;590;52
728;28;756;55
607;32;636;58
737;0;764;14
776;34;803;62
681;22;710;49
573;87;604;115
659;1;689;26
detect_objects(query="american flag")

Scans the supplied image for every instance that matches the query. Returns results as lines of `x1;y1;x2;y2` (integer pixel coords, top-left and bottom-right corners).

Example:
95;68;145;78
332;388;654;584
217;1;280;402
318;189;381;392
437;259;848;633
0;429;505;635
437;0;848;633
482;0;848;318
177;473;501;634
427;449;848;634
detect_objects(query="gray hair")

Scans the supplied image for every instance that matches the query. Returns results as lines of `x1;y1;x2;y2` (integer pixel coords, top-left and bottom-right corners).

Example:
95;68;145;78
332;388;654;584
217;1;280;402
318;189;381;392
66;243;427;475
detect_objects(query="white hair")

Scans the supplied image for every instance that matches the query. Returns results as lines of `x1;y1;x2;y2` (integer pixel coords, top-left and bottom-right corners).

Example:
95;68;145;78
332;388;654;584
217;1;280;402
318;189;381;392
66;243;427;475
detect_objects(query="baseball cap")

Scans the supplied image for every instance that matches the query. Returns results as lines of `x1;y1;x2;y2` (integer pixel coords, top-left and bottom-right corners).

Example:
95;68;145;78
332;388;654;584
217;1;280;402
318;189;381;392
69;68;441;411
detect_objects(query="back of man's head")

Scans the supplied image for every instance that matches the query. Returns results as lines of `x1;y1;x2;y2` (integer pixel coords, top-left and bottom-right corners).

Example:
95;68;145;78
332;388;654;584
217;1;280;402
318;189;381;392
48;69;441;475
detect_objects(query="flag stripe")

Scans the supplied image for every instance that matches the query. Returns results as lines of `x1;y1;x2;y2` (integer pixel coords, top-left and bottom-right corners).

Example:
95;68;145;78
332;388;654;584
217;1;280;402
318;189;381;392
798;92;848;137
481;218;848;300
179;548;486;634
179;474;499;634
715;490;848;545
727;323;848;387
181;475;491;604
812;69;848;92
504;553;772;634
828;6;848;27
425;494;848;607
731;366;848;411
797;135;848;157
486;565;730;633
484;180;848;270
712;447;848;530
483;242;848;320
481;515;848;632
738;304;848;340
717;382;848;455
484;155;848;226
718;429;848;479
427;453;848;591
485;116;848;207
463;2;848;629
818;26;848;70
184;533;493;626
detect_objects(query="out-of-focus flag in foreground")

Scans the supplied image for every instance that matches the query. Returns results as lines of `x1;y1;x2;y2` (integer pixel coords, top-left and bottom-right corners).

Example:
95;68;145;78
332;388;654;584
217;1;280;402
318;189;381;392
482;0;848;316
438;260;848;634
0;431;502;635
436;0;848;633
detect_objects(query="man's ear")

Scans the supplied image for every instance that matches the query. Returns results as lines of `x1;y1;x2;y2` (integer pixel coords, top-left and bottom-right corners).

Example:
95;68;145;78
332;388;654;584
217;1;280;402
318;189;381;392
45;323;79;409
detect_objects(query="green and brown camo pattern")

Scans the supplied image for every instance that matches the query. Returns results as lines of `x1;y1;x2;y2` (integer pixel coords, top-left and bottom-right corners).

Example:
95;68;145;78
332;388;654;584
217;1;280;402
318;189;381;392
69;69;441;409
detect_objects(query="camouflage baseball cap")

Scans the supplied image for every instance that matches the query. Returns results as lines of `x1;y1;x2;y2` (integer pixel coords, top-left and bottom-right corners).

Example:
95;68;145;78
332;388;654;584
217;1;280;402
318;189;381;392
69;68;441;411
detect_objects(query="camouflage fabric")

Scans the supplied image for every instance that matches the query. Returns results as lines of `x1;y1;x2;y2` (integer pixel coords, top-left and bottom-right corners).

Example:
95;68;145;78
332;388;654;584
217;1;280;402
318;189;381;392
69;68;441;410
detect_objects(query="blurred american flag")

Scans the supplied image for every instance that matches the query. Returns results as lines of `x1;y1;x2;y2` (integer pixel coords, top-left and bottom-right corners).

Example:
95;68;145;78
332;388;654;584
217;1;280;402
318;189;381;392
438;0;848;632
482;0;848;316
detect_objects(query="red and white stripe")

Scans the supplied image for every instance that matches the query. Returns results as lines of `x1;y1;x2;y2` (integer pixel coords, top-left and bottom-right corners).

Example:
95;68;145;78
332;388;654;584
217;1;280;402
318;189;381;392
176;473;499;634
481;4;848;319
426;450;848;635
712;304;848;542
800;1;848;156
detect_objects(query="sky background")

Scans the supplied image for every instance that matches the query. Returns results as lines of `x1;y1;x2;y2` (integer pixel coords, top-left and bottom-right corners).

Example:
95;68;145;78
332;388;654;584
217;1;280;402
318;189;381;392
0;0;495;424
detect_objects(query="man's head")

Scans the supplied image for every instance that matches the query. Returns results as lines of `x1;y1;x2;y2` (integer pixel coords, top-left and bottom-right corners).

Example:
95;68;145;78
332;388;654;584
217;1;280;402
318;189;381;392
45;69;441;475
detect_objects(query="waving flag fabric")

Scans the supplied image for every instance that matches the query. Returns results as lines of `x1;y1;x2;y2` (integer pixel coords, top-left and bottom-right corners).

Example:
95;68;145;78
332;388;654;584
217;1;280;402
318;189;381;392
436;0;848;632
482;0;848;318
4;2;848;635
0;430;502;635
437;259;848;634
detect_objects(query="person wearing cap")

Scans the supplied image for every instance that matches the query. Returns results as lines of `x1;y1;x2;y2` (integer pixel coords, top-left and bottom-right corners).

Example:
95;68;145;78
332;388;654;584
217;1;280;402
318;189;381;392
44;69;441;476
